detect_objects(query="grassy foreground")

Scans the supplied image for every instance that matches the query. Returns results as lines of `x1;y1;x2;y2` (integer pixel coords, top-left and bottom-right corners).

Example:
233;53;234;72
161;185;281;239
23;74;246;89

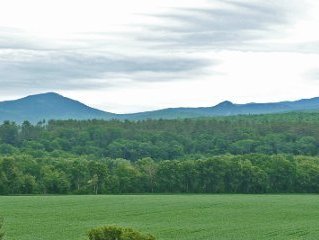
0;195;319;240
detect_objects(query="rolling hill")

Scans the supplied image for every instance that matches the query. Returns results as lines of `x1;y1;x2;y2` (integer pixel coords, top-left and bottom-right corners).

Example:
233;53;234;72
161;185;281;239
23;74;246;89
1;92;319;123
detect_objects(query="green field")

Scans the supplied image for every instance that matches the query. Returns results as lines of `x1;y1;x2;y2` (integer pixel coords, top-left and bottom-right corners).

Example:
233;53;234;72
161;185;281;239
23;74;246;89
1;195;319;240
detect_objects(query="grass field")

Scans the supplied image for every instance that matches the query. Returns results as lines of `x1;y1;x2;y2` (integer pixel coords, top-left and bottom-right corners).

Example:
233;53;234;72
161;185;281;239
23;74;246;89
0;195;319;240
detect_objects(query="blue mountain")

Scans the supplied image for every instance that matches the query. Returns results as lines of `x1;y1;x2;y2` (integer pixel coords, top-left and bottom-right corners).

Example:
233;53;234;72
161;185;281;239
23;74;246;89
1;92;319;123
121;98;319;120
0;92;115;123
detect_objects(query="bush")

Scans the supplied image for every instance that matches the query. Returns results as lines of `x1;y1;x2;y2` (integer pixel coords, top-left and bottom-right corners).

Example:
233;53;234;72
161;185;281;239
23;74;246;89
88;225;156;240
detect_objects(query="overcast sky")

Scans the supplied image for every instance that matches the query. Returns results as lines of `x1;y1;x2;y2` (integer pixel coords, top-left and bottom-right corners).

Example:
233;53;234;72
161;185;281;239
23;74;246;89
1;0;319;113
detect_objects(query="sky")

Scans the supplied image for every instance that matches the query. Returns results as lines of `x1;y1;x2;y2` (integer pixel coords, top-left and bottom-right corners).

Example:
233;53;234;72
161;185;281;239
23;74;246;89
1;0;319;113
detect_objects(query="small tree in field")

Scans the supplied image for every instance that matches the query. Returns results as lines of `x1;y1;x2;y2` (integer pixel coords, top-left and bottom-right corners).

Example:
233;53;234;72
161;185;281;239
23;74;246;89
88;225;156;240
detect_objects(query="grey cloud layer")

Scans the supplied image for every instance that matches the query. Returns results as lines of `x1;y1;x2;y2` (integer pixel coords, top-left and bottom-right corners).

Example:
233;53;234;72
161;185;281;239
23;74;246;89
0;27;44;50
0;49;212;93
140;0;302;50
0;0;309;95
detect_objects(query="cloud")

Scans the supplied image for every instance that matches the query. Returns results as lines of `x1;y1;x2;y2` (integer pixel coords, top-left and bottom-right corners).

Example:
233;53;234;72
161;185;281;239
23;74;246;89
305;69;319;81
138;0;304;50
0;27;37;50
0;49;213;93
0;0;315;107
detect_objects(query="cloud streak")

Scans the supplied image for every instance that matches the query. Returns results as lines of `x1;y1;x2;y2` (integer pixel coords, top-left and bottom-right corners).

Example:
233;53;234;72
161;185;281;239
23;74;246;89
139;0;304;51
0;49;213;93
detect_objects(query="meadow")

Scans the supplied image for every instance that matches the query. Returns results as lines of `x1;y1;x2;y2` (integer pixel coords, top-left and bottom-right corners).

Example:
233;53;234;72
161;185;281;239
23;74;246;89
0;195;319;240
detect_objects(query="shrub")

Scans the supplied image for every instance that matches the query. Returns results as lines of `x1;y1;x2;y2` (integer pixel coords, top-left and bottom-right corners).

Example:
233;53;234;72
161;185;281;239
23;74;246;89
88;225;156;240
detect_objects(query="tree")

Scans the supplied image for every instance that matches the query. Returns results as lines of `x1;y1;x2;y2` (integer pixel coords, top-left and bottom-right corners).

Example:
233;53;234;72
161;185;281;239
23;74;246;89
238;160;267;193
136;158;157;192
0;121;19;145
295;136;317;155
88;174;99;195
295;157;319;192
41;166;70;194
70;160;88;193
0;157;24;194
112;159;141;193
230;139;256;154
179;160;198;193
88;161;108;194
266;155;296;192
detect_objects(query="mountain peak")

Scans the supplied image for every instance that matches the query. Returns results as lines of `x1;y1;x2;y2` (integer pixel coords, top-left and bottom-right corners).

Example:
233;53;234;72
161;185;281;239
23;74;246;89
0;92;113;123
25;92;63;99
215;100;234;107
41;92;62;96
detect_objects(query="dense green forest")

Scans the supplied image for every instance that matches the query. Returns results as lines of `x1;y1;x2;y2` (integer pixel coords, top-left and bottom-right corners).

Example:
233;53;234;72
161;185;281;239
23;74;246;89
1;112;319;194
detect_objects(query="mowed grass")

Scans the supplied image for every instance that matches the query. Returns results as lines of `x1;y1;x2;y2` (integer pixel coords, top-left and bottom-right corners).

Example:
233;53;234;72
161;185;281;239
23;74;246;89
0;195;319;240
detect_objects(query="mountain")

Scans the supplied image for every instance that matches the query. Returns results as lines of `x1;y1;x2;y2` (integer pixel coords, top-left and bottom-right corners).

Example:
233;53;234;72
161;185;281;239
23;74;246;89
122;98;319;120
0;92;115;123
1;92;319;123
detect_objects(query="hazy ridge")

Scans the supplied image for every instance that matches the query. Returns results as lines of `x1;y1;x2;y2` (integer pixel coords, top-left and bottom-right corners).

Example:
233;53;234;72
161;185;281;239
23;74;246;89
1;92;319;123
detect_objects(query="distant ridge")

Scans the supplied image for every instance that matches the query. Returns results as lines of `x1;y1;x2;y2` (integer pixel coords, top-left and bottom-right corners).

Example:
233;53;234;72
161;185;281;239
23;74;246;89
0;92;115;123
1;92;319;123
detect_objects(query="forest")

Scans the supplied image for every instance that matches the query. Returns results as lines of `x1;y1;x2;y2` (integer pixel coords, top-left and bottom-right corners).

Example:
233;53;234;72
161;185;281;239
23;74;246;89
1;112;319;194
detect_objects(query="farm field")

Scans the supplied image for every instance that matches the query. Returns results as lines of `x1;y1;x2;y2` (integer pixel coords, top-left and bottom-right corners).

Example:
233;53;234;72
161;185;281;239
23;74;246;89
0;195;319;240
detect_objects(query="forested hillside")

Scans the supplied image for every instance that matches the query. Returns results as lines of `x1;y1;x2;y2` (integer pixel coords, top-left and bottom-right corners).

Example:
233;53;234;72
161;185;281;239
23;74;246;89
1;112;319;194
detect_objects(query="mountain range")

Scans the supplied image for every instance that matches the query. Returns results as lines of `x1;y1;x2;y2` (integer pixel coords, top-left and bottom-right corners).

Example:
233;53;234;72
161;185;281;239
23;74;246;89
1;92;319;123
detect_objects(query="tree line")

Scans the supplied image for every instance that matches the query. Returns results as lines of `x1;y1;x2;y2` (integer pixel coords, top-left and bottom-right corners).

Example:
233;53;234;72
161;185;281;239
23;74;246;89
1;112;319;194
1;112;319;161
1;154;319;194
